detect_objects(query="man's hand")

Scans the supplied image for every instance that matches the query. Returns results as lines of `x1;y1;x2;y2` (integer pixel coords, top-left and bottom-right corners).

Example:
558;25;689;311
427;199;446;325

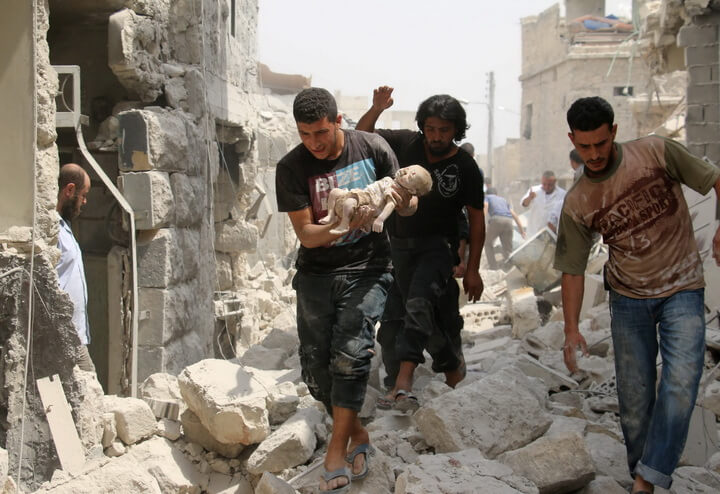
713;224;720;266
373;86;394;112
527;189;536;201
390;183;414;214
562;329;589;374
463;269;484;302
348;205;373;231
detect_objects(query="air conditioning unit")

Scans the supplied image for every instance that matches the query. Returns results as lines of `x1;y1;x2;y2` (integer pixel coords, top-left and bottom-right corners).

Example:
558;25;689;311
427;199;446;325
54;65;81;128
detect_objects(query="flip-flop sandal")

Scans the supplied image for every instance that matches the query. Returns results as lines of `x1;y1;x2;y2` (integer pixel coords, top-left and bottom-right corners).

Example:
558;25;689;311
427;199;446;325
345;443;375;480
392;389;419;413
320;466;352;493
376;395;394;410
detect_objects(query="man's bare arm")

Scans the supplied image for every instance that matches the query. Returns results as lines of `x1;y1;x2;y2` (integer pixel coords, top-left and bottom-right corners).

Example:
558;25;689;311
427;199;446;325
356;86;394;132
287;207;369;248
561;273;589;373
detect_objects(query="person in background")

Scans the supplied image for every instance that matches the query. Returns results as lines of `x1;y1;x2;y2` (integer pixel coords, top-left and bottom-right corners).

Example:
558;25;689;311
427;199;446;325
56;163;95;373
484;187;525;269
521;170;566;236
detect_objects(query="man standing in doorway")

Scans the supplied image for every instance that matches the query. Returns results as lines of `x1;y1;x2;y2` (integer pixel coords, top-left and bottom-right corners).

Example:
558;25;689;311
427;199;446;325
555;96;720;494
56;163;95;373
275;87;409;493
521;170;566;236
357;85;485;410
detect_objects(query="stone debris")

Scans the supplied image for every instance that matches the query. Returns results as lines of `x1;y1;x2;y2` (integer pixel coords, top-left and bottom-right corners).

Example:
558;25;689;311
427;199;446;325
24;256;720;494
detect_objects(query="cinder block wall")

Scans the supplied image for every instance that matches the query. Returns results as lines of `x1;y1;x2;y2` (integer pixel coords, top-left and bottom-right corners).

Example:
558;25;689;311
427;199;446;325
678;14;720;163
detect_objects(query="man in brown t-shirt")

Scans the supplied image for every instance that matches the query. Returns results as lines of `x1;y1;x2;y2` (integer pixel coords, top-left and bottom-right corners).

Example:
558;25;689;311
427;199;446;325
554;96;720;494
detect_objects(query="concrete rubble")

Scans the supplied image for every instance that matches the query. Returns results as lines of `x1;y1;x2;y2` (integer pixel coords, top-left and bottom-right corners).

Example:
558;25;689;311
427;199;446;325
10;253;716;494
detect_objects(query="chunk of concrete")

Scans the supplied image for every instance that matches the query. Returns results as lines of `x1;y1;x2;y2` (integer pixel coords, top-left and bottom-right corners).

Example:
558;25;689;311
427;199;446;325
157;418;181;441
395;449;538;494
102;395;158;445
118;171;174;230
515;354;578;391
101;412;117;448
507;228;561;292
575;476;627;494
246;407;322;474
414;369;552;457
206;472;253;494
255;472;298;494
128;436;207;493
508;287;541;339
266;381;300;425
178;359;270;445
180;409;244;458
33;454;162;493
500;432;595;493
240;344;288;370
583;432;628;487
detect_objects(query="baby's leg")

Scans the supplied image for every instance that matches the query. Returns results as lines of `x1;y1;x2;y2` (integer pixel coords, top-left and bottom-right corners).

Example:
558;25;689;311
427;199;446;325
319;188;343;225
330;196;358;235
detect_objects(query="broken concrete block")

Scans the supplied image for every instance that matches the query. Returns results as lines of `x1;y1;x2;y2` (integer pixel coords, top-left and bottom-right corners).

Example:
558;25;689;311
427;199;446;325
580;274;607;320
105;440;126;458
240;344;288;370
33;454;162;493
266;381;300;425
117;109;189;171
671;466;720;493
575;476;627;494
524;320;565;352
507;228;562;292
414;368;552;457
508;287;541;339
206;472;253;494
178;359;270;445
516;354;579;391
101;412;118;448
0;447;7;486
702;380;720;416
157;418;181;441
500;432;595;493
71;367;105;452
583;432;628;487
681;405;720;467
544;415;587;438
394;449;538;494
246;407;323;474
180;409;245;458
103;395;158;445
136;229;183;288
129;437;208;493
215;219;258;253
261;327;299;355
171;173;204;227
254;472;296;494
119;171;174;230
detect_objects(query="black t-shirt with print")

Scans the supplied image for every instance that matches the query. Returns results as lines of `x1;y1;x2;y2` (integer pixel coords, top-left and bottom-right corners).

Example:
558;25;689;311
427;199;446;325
275;129;399;274
376;129;484;239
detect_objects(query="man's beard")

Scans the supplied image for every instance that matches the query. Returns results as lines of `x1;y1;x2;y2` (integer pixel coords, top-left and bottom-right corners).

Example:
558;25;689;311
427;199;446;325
60;195;82;221
427;142;452;157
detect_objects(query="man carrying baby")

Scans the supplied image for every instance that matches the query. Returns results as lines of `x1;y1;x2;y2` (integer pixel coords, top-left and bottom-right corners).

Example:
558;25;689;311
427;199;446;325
356;86;486;410
275;87;412;493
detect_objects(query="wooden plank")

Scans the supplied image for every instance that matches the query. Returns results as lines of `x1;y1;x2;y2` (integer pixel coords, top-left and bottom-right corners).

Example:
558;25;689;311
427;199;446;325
36;374;85;474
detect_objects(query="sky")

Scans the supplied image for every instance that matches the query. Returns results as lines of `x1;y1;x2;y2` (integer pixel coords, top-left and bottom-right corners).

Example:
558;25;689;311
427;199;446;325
257;0;631;155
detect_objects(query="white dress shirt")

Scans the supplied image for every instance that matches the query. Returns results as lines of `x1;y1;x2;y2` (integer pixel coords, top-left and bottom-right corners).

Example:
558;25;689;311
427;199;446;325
521;185;566;237
56;213;90;345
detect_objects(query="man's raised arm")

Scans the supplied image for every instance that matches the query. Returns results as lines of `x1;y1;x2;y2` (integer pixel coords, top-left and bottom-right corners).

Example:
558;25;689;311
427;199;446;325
356;85;394;132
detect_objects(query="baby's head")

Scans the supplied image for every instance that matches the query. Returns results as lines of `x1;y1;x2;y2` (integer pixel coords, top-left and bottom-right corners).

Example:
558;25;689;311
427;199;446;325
395;165;432;196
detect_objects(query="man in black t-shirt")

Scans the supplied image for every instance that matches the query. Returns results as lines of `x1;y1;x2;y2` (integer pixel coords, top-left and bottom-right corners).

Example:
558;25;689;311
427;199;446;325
275;88;410;493
357;86;485;410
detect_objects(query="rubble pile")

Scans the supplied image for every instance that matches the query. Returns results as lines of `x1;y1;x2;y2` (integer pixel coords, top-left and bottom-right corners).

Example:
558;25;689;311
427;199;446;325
3;264;720;494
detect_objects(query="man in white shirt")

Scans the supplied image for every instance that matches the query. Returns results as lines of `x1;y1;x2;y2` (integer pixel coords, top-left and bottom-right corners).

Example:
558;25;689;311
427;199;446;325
521;170;566;236
56;163;95;372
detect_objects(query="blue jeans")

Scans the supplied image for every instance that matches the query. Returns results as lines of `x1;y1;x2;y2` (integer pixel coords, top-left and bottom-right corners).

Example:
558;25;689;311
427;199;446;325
293;270;392;413
610;288;705;489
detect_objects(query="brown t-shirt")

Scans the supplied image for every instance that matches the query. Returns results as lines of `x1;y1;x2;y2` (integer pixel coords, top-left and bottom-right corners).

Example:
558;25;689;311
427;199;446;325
554;135;720;298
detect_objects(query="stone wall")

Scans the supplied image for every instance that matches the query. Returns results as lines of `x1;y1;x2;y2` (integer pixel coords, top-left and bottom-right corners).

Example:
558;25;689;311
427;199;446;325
678;7;720;163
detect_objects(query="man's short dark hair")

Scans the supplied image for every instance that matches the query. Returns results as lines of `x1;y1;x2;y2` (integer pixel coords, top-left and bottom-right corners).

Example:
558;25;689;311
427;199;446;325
293;87;338;124
569;149;583;164
416;94;469;142
567;96;614;132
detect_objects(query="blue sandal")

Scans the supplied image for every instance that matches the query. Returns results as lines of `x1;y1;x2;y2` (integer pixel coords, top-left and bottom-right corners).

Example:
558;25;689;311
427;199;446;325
320;466;351;493
345;443;375;480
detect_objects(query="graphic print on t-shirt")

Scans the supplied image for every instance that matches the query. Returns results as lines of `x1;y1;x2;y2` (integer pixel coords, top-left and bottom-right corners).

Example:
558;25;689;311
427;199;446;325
433;164;459;198
308;158;377;246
